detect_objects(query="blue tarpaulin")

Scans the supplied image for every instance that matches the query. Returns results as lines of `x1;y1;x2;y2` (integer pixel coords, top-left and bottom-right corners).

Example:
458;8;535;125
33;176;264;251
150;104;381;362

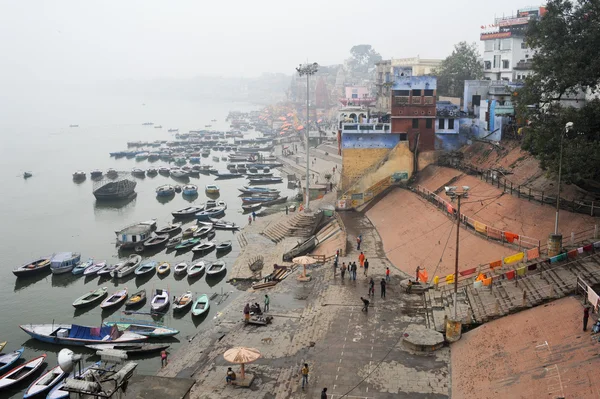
69;324;112;340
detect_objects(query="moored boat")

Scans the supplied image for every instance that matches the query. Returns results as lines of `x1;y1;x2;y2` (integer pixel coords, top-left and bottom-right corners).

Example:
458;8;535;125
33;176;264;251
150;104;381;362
100;288;128;309
170;169;188;178
192;224;214;238
131;167;146;177
216;240;232;252
205;184;220;194
215;172;243;180
143;233;169;248
165;236;181;249
111;254;142;278
173;291;193;312
84;343;169;355
0;354;46;390
182;184;198;196
155;222;182;235
248;176;283;184
156;184;175;197
156;262;171;275
104;320;179;338
72;258;93;275
192;294;210;317
238;186;280;195
72;171;86;180
23;363;66;398
175;238;200;250
191;241;216;254
125;289;147;307
195;206;226;221
90;169;103;178
0;348;24;373
174;262;188;275
19;324;147;346
242;203;262;213
50;252;81;275
97;263;119;277
115;220;156;250
150;289;169;312
12;257;51;277
172;206;203;218
83;261;106;276
72;287;108;308
46;361;101;399
134;260;157;276
187;261;205;278
205;260;226;276
182;225;200;237
241;195;279;204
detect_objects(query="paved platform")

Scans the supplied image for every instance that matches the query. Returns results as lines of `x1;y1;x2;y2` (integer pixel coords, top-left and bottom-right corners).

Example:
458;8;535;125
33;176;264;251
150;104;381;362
126;375;195;398
402;325;445;352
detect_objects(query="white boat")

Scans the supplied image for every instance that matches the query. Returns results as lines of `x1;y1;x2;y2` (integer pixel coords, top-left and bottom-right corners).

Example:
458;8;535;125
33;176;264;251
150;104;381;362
173;291;193;312
115;220;156;250
171;169;188;178
187;261;205;278
174;262;188;276
111;254;142;279
0;355;46;390
150;289;169;312
23;364;66;398
50;252;81;275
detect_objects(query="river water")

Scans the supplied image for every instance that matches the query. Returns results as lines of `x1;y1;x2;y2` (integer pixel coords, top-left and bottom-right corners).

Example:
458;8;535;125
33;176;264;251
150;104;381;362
0;92;292;397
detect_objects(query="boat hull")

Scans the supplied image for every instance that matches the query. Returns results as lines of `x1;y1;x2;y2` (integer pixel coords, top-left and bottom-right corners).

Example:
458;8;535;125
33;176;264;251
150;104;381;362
19;324;147;346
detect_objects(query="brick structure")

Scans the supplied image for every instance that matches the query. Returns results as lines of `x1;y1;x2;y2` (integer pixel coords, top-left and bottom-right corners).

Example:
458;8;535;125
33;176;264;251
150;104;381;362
390;67;437;152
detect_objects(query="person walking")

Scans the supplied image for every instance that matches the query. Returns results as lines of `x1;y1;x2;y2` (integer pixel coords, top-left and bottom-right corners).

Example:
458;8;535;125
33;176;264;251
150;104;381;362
380;278;386;298
352;262;357;280
386;267;390;282
252;211;256;221
364;258;369;276
356;235;362;250
243;303;250;324
358;252;365;268
161;349;168;368
369;278;375;297
321;387;328;399
333;256;338;276
301;363;309;389
341;262;346;280
584;306;590;331
248;215;252;225
285;205;289;215
264;294;270;312
361;296;370;312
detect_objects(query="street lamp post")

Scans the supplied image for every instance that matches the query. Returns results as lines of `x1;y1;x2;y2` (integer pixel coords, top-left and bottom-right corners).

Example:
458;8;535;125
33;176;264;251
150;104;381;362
554;122;573;235
445;186;470;319
296;62;319;211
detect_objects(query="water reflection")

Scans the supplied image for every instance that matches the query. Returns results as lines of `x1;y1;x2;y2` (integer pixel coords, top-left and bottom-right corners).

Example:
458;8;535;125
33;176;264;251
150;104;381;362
13;272;51;293
51;273;82;288
191;311;210;328
206;271;227;287
182;193;198;203
135;272;155;288
93;194;137;210
156;194;175;205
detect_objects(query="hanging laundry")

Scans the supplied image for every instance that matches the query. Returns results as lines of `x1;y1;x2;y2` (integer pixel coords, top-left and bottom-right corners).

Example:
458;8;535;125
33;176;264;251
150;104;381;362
516;267;526;276
418;270;429;283
550;253;567;263
504;232;520;243
504;252;524;265
445;274;455;283
474;221;487;234
459;268;477;277
489;260;502;269
527;263;538;271
588;289;599;312
475;273;486;282
526;247;540;261
446;203;454;214
433;276;439;286
487;226;503;240
483;277;493;286
583;244;594;252
567;249;578;259
505;270;516;280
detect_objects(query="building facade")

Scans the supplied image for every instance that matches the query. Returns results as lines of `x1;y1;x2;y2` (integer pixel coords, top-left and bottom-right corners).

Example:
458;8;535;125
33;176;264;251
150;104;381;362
480;6;546;81
390;67;437;152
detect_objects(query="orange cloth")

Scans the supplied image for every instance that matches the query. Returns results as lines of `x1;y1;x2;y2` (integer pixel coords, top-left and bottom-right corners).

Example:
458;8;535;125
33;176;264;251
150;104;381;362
504;232;519;243
418;270;428;283
489;260;502;269
358;253;365;267
475;273;486;282
482;277;493;286
446;203;454;214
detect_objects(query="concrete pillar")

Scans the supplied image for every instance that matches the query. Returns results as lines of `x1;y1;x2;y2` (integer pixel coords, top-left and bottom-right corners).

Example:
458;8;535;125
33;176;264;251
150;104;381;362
547;234;562;257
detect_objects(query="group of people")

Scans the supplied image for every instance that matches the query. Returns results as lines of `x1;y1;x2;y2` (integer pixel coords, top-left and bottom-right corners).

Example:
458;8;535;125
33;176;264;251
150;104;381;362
243;295;271;324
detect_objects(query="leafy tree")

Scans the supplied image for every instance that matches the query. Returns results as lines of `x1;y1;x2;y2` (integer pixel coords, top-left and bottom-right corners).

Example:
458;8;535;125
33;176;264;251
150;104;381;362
346;44;382;79
516;0;600;185
434;42;483;98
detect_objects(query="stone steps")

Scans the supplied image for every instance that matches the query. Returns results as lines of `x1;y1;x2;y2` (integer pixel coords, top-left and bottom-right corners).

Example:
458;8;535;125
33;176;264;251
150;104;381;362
261;213;316;243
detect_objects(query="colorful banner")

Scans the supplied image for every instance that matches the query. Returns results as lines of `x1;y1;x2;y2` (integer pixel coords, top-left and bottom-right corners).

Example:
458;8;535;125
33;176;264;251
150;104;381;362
474;221;487;234
504;252;524;265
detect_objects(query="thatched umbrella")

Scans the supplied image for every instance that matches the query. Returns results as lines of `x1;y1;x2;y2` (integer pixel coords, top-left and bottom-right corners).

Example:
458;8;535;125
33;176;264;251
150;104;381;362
223;347;261;379
293;256;317;278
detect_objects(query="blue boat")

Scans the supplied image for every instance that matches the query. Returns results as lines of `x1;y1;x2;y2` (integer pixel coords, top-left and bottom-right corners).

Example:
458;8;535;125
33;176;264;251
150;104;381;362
46;361;102;399
50;252;81;275
182;184;198;196
19;324;147;346
241;196;278;204
156;184;175;197
189;157;201;163
0;348;24;373
195;206;226;221
135;260;157;276
72;258;93;275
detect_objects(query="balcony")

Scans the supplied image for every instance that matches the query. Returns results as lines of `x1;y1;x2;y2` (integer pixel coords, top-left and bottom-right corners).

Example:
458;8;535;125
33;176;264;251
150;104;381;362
514;61;533;70
341;123;391;134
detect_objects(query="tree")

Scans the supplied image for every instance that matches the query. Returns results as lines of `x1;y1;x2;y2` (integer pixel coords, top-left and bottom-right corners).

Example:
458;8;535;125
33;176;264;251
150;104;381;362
346;44;382;79
516;0;600;186
434;42;483;98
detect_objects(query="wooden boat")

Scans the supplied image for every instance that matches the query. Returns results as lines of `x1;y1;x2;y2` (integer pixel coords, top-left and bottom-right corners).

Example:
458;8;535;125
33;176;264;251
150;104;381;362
216;241;232;252
19;324;146;346
246;172;274;178
134;260;157;276
157;262;171;275
192;294;210;317
97;263;118;276
143;234;169;248
150;289;170;312
72;258;93;275
90;170;102;178
172;206;203;218
203;199;217;210
72;287;108;308
175;238;200;250
47;361;101;399
155;222;182;235
242;203;262;213
111;254;142;278
166;236;181;248
261;196;288;207
0;354;46;390
84;343;169;355
0;343;5;353
23;364;66;398
182;225;200;237
125;289;146;307
187;261;205;278
241;196;278;204
248;177;283;184
131;168;146;177
205;260;226;276
182;184;198;196
193;224;214;238
174;262;188;275
170;169;188;178
104;320;179;338
173;291;193;312
212;221;239;230
0;348;24;373
12;257;51;277
50;252;81;275
215;172;244;179
100;288;128;309
205;184;220;194
191;241;216;254
83;261;106;276
283;235;317;262
216;200;227;209
195;206;226;221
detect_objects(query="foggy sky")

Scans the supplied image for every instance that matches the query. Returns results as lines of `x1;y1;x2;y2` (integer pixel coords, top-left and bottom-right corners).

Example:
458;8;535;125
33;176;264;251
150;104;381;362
0;0;540;83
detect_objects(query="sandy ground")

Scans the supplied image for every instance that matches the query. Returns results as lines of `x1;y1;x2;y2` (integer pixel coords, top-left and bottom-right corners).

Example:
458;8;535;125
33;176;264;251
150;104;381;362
365;187;516;278
451;296;600;399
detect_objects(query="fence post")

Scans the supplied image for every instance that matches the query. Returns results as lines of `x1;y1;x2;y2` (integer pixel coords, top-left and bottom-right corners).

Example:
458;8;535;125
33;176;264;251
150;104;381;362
528;188;531;201
595;224;598;240
503;180;506;192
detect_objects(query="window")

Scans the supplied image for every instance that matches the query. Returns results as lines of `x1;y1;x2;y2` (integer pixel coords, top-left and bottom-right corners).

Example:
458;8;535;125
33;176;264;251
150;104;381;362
424;89;434;96
502;60;510;69
399;133;408;141
397;90;410;96
426;119;432;129
493;39;501;51
412;119;419;129
448;119;455;129
484;61;491;70
385;72;391;83
493;55;501;68
521;41;528;49
485;41;494;52
439;119;445;129
412;89;422;96
501;39;512;50
351;94;358;99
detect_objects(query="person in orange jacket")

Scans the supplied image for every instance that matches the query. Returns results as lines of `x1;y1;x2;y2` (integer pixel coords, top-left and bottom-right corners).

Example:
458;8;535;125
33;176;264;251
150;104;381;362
358;252;365;267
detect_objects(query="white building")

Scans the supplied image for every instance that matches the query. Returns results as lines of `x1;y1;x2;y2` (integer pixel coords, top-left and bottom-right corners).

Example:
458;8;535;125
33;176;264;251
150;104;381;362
480;6;546;82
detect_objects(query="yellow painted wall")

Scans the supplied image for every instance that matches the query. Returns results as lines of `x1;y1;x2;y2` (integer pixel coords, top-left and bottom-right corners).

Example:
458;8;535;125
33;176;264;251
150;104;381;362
418;151;437;170
341;148;390;189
